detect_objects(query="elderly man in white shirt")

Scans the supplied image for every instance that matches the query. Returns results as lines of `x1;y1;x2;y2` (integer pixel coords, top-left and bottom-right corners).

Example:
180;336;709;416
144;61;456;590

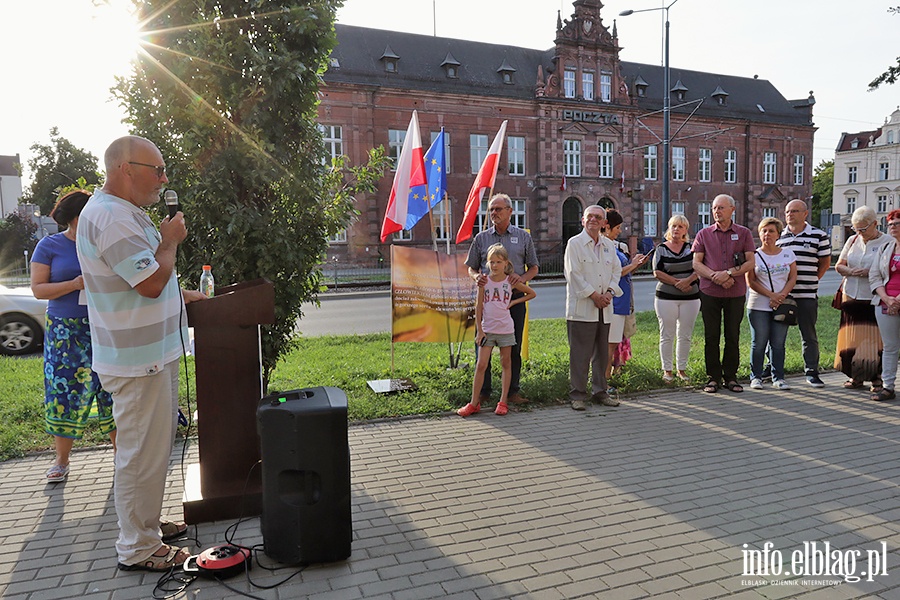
564;205;623;410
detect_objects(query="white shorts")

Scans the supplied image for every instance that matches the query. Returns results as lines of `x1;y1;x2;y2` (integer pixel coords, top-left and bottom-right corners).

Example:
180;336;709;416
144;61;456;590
608;314;626;344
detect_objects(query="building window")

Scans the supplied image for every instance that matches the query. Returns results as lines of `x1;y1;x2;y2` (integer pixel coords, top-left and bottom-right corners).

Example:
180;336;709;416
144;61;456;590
508;136;525;176
847;196;857;214
319;124;343;163
564;69;576;98
848;165;857;184
698;148;711;182
878;194;889;213
600;71;612;103
724;149;737;183
327;229;347;244
763;207;776;219
763;151;777;184
511;199;527;229
643;201;658;236
432;200;450;241
388;128;406;171
583;72;594;101
887;130;895;144
672;147;685;181
672;201;685;216
470;134;488;174
698;201;711;227
472;199;489;236
644;146;658;181
793;154;804;185
430;131;451;174
564;139;581;177
598;141;614;179
393;229;412;241
880;162;890;181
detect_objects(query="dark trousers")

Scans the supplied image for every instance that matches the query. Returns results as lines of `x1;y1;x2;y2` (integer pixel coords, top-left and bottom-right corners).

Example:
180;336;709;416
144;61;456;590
567;318;610;402
478;295;526;396
699;292;745;383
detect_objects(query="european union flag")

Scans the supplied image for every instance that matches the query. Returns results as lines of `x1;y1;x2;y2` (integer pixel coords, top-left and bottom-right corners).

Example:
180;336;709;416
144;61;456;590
405;128;447;230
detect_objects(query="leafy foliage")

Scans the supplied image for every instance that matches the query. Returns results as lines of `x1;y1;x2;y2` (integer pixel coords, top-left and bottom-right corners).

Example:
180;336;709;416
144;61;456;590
20;127;101;215
0;212;38;272
811;160;834;227
868;6;900;90
113;0;386;389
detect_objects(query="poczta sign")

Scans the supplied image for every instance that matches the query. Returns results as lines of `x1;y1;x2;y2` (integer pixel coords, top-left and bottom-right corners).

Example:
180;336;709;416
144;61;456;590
562;110;620;125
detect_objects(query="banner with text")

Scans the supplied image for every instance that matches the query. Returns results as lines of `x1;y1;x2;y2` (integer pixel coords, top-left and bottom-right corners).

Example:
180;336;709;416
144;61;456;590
391;246;476;343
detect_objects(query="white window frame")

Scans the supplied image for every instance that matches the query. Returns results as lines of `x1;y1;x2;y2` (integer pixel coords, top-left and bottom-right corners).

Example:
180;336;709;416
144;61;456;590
847;196;857;214
724;149;737;183
763;151;777;184
793;154;804;185
672;201;685;216
598;141;614;179
564;139;582;177
430;131;451;174
393;228;413;241
880;162;890;181
698;201;711;227
878;194;889;213
643;201;658;236
644;145;658;181
470;134;488;174
510;199;527;229
600;71;612;103
698;148;711;182
564;69;576;98
327;229;348;244
672;146;685;182
848;166;858;184
508;136;525;176
388;128;406;171
319;124;343;163
763;207;776;219
432;200;450;241
582;72;594;101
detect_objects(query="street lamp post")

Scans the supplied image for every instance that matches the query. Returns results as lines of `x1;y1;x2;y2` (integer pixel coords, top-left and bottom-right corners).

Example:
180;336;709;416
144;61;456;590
620;0;680;231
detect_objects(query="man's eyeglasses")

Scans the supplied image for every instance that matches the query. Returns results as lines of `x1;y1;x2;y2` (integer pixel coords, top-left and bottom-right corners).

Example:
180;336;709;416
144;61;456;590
489;206;510;213
128;161;166;178
785;209;804;214
584;214;605;221
853;223;873;233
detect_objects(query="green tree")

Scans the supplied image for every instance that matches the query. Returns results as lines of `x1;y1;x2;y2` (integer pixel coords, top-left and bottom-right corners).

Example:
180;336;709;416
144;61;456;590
0;212;38;273
869;6;900;89
811;159;834;227
20;128;101;215
113;0;388;389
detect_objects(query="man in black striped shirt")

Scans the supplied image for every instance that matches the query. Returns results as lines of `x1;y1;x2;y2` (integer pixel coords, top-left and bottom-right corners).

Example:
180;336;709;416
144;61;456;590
776;199;832;387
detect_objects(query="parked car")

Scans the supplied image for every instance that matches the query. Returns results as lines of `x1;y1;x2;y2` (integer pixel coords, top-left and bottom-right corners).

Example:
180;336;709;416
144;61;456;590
0;284;47;356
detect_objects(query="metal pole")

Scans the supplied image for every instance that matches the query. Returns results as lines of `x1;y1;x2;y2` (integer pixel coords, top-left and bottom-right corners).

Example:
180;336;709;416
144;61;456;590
662;14;671;229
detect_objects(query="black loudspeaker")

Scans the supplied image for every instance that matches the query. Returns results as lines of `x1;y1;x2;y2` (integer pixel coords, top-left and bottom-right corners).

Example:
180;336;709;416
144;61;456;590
257;387;351;564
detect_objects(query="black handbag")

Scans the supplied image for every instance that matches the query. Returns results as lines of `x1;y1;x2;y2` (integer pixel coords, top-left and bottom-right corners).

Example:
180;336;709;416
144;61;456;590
756;251;797;325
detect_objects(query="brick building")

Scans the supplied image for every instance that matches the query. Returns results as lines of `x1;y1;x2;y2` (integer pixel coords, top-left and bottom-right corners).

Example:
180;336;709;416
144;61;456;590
319;0;815;265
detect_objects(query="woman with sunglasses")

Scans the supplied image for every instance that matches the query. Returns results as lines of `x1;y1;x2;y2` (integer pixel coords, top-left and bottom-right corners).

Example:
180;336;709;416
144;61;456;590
833;206;888;393
869;209;900;401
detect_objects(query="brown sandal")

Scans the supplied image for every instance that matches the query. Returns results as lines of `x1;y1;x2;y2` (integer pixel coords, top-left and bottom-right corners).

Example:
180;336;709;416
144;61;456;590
118;544;190;572
703;380;719;393
843;380;864;389
160;520;188;543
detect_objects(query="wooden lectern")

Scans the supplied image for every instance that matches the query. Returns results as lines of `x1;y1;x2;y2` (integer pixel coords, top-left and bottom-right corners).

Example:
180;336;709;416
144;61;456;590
183;278;275;523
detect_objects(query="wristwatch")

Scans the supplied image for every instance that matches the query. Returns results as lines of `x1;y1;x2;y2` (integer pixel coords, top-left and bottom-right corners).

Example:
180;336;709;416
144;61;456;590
726;268;733;277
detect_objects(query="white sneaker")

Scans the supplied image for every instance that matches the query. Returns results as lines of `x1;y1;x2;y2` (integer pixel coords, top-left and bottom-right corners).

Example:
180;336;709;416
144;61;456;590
750;378;764;390
773;379;791;390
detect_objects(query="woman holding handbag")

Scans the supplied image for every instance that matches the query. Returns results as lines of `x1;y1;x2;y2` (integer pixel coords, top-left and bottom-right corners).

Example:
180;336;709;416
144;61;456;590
747;217;797;391
869;209;900;401
833;206;888;392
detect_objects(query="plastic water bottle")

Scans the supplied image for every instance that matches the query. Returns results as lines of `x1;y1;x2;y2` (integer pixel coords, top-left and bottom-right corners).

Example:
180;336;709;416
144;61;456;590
199;265;215;298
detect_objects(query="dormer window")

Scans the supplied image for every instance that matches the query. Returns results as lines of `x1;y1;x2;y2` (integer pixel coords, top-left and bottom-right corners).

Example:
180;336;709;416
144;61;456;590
671;79;688;102
329;57;340;69
441;52;461;79
380;45;400;74
711;85;729;106
851;138;859;150
634;75;648;98
497;58;516;85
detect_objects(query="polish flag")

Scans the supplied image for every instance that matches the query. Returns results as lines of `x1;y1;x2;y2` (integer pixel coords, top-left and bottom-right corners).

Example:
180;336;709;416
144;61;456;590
560;173;567;191
380;111;427;242
456;120;508;244
620;169;626;193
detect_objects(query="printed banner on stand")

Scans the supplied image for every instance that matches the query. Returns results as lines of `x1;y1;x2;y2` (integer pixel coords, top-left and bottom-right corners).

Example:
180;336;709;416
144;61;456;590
391;246;476;343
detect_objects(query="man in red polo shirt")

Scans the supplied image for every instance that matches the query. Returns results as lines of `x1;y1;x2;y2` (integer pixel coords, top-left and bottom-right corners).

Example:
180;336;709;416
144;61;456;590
691;194;756;393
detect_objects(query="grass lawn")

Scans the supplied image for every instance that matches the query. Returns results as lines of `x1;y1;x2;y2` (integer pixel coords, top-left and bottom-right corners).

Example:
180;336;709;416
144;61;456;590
0;296;840;461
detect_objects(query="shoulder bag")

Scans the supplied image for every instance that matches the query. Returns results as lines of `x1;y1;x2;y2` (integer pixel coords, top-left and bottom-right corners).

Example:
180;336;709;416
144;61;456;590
756;251;797;325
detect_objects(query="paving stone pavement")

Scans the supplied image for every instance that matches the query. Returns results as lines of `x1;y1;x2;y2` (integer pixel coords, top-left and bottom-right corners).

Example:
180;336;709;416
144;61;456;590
2;371;900;600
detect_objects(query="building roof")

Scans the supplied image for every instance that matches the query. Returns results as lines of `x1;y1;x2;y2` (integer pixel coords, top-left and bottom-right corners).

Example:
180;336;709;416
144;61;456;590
326;24;814;128
0;155;19;177
836;129;882;152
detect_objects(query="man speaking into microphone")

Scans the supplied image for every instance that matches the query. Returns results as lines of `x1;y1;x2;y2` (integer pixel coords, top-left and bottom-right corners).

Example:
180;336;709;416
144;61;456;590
76;135;207;572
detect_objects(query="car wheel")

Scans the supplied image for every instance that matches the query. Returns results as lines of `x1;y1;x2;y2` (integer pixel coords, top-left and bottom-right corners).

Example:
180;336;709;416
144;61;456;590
0;313;43;356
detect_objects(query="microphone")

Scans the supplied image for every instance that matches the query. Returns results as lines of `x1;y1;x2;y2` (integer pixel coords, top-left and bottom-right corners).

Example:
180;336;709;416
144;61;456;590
164;189;180;219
